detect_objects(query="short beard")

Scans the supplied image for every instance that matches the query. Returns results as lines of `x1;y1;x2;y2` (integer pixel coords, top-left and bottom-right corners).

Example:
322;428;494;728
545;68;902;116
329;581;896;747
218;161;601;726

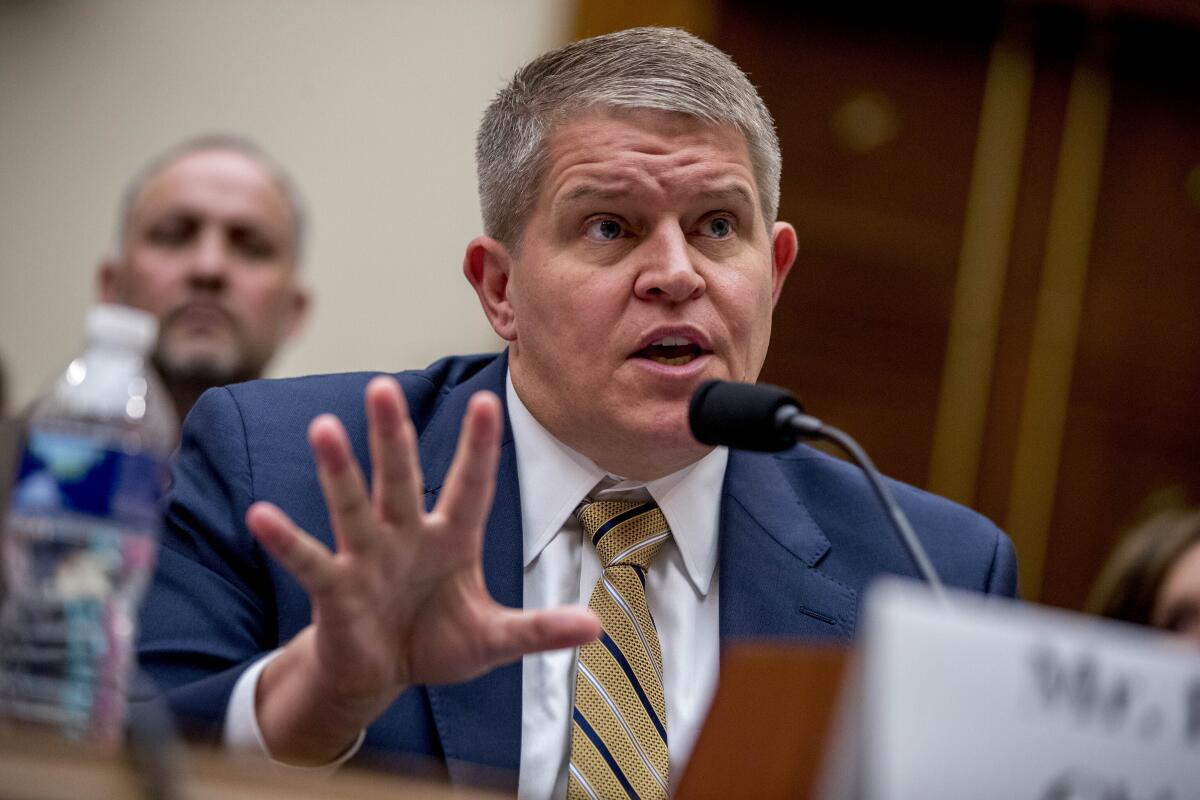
151;346;266;397
152;306;267;394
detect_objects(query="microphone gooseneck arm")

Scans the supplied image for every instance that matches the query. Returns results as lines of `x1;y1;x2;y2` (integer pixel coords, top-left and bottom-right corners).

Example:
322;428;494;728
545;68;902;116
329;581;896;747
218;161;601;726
776;406;947;603
689;379;948;603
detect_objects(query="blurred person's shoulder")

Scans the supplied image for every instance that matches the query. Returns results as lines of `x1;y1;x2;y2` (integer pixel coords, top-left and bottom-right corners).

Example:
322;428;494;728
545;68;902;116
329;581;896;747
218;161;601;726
201;352;502;436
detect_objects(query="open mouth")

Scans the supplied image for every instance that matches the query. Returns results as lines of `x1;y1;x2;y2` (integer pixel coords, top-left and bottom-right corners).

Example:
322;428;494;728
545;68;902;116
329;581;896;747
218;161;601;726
634;335;709;366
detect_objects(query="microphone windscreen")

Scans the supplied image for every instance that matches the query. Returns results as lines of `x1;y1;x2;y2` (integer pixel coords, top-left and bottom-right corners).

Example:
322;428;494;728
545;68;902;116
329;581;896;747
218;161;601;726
688;380;803;452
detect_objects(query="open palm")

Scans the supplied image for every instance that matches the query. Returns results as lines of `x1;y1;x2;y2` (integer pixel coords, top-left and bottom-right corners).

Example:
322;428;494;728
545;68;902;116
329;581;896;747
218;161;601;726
244;377;599;763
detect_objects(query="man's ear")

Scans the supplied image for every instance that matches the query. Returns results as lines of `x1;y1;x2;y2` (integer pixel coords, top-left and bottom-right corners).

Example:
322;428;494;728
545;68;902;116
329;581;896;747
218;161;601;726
463;236;517;341
769;222;798;306
97;258;121;303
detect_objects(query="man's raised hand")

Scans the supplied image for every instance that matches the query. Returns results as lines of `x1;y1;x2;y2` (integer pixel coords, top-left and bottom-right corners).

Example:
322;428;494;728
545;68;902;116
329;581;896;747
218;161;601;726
244;376;600;764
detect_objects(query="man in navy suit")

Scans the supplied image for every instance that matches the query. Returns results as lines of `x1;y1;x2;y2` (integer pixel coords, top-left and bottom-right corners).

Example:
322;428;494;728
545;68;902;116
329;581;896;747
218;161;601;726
139;27;1016;795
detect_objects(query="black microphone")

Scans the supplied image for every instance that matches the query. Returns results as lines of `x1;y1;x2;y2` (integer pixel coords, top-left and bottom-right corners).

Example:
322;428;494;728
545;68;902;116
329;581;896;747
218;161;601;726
689;379;822;450
689;380;947;601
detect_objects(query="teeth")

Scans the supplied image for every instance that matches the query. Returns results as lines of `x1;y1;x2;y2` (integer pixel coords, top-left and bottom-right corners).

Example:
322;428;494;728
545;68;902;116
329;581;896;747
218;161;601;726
651;355;694;366
652;335;690;347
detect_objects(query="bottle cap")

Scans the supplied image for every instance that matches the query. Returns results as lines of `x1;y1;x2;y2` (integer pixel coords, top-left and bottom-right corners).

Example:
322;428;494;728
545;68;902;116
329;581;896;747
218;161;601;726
85;304;159;354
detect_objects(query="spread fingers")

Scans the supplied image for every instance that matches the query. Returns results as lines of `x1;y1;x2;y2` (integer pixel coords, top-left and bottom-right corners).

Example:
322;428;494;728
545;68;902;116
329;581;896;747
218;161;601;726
434;392;502;537
309;414;376;553
365;376;424;526
246;502;337;596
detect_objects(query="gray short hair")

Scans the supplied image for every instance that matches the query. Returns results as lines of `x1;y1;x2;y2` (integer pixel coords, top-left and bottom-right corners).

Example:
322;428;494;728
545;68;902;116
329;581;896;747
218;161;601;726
116;133;307;264
476;27;781;248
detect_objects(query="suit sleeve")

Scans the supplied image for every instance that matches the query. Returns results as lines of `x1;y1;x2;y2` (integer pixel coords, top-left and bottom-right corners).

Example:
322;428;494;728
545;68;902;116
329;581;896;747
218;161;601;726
135;386;277;741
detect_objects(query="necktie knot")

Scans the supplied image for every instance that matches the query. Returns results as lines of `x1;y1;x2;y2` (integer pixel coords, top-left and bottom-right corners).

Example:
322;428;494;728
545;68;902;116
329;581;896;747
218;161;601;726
577;499;671;572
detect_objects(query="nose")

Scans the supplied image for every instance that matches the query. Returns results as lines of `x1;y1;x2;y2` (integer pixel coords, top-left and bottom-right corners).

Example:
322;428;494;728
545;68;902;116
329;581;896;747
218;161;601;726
187;227;229;289
633;224;706;303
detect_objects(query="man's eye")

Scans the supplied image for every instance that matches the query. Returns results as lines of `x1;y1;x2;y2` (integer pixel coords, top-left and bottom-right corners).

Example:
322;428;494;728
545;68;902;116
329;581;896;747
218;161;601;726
584;218;626;242
230;227;278;260
699;215;735;239
146;218;197;246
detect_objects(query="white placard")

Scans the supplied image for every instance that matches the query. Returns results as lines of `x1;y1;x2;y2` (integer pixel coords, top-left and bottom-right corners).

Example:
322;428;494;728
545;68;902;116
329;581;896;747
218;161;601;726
823;578;1200;800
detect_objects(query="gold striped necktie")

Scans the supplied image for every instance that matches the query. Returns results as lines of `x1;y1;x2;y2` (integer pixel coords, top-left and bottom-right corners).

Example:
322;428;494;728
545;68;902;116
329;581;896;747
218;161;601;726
569;499;671;800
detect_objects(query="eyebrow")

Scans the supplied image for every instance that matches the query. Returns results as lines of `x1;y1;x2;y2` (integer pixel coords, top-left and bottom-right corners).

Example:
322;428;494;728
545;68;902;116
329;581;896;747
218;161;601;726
696;184;757;209
144;206;281;232
558;185;627;205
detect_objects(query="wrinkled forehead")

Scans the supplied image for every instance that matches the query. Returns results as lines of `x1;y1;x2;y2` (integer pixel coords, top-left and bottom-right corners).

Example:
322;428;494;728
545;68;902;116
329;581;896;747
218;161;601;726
544;106;752;165
537;108;758;207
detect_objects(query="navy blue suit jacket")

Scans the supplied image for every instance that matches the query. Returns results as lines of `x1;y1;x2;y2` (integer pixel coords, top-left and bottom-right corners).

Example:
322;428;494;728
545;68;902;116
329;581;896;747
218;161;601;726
138;351;1016;782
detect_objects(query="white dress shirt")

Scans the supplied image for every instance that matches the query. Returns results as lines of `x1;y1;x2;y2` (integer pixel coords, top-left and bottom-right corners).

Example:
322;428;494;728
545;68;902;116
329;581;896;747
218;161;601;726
507;374;725;799
225;370;727;798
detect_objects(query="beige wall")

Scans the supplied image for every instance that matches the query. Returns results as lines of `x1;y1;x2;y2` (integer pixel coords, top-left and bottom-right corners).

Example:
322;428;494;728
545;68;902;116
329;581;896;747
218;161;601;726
0;0;570;412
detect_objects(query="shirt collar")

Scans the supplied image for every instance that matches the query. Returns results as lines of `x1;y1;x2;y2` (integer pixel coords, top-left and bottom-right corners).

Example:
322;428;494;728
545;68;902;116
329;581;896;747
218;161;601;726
506;370;727;595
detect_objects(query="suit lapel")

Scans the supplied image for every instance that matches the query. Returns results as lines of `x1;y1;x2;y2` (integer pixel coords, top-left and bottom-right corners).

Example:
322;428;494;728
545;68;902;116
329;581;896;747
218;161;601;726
718;449;857;641
419;353;524;782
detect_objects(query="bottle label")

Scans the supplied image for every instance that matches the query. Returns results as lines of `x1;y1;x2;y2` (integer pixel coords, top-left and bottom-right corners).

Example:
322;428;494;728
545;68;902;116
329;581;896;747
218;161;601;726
1;427;167;744
8;428;168;530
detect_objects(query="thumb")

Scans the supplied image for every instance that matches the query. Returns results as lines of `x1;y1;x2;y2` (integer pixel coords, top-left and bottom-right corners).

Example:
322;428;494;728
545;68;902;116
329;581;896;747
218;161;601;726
482;606;602;667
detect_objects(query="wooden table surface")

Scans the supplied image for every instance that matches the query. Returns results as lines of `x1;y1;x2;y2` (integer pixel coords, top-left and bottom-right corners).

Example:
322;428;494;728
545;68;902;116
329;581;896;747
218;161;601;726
0;727;510;800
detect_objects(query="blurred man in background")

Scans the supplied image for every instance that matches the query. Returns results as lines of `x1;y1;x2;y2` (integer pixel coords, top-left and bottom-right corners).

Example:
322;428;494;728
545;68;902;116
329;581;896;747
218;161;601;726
98;135;310;426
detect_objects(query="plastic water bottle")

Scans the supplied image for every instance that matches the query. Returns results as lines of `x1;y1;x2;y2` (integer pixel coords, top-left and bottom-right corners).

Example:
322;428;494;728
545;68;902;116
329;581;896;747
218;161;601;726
0;304;176;748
